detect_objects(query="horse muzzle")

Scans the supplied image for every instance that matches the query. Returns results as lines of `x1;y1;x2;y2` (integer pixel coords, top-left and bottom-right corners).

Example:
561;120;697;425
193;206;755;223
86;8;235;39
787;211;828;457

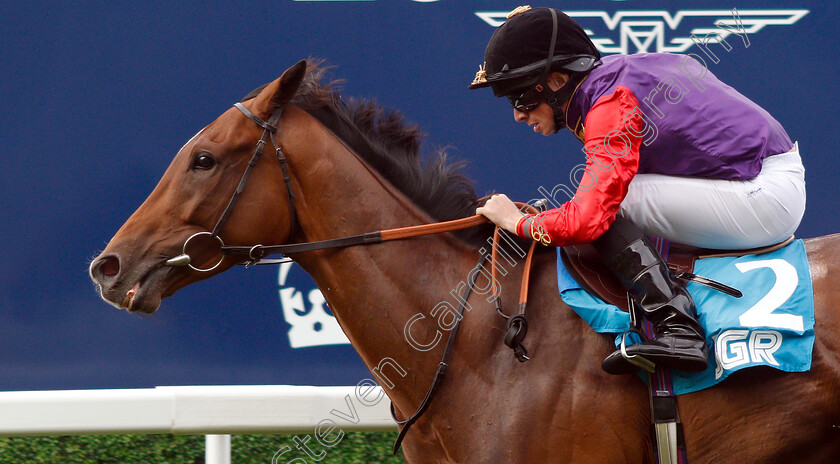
89;253;171;314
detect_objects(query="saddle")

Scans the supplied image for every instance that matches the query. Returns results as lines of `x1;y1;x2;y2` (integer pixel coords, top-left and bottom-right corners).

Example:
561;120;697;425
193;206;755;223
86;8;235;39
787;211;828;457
560;236;795;312
560;235;796;463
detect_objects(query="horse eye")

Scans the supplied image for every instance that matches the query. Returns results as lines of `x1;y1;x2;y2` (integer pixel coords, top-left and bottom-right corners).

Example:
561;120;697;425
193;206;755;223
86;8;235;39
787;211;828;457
192;153;216;170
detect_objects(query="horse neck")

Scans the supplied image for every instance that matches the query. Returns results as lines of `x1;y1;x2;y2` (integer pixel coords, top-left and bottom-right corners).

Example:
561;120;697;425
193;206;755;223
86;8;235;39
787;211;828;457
278;106;479;405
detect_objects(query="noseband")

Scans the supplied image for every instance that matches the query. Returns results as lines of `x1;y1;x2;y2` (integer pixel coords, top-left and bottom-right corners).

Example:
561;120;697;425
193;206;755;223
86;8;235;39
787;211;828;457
164;102;296;271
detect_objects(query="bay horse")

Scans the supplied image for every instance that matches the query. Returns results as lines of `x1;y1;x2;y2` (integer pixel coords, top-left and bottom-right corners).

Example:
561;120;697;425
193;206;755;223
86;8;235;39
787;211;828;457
89;60;840;463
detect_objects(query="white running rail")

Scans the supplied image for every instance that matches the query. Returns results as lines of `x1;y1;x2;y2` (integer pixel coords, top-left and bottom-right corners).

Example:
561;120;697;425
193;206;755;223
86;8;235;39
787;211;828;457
0;385;397;464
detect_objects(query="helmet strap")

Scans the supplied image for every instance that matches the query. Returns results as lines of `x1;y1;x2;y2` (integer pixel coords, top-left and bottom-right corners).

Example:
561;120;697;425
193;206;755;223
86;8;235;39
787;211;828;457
541;9;559;79
541;9;568;133
547;94;567;133
545;72;585;132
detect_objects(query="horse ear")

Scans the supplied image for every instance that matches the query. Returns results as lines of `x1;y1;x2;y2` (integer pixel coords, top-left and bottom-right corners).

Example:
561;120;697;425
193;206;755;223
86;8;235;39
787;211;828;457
255;60;308;116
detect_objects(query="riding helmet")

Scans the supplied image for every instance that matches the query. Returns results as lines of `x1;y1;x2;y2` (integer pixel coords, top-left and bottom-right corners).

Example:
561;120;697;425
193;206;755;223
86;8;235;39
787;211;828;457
469;6;601;97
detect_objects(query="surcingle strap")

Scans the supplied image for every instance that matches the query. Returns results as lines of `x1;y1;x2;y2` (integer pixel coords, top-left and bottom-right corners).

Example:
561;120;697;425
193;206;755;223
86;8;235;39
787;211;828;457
645;320;689;464
645;238;689;464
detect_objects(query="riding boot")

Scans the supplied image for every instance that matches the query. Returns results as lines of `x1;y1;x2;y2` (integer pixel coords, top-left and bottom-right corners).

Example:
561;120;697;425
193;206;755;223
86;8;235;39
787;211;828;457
594;217;708;375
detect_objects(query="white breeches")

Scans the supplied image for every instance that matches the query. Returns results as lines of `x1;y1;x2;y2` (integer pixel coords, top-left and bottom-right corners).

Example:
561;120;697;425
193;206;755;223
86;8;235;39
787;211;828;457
619;142;806;250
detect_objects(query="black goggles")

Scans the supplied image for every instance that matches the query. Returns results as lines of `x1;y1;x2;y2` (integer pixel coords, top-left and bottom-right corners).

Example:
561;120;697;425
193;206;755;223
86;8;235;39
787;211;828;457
507;83;547;113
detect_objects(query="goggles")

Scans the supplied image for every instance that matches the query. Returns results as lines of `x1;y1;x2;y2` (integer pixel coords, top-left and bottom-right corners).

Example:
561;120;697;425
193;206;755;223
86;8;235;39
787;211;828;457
507;83;547;113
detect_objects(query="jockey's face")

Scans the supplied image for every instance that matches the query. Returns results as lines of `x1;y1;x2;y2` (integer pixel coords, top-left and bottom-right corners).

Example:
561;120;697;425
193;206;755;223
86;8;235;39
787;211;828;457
513;101;555;135
511;72;569;136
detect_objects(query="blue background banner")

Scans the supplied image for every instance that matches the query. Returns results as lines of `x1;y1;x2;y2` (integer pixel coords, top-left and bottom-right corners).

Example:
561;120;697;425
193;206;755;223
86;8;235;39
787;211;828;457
1;1;837;390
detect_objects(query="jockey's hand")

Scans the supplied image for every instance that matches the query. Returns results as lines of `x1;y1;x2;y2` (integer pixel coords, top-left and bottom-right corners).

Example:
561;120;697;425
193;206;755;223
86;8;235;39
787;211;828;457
476;193;523;235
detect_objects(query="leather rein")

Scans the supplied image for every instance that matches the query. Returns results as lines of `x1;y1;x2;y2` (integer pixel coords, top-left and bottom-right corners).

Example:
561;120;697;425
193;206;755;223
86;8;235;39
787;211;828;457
163;101;539;453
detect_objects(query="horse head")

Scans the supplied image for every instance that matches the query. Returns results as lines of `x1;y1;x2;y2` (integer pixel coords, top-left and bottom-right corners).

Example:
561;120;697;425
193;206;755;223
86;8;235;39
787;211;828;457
89;61;308;314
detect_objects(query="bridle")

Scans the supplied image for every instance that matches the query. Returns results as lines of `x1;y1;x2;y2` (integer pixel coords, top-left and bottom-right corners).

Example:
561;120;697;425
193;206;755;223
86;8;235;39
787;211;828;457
163;101;490;271
164;102;296;271
160;98;540;452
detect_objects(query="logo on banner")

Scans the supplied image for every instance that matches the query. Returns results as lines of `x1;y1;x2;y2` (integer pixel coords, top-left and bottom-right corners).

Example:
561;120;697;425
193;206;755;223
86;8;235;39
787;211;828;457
475;9;809;54
278;261;350;348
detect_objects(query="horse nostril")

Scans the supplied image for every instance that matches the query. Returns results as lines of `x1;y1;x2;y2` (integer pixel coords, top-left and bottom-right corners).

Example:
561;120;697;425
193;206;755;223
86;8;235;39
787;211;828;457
97;256;121;278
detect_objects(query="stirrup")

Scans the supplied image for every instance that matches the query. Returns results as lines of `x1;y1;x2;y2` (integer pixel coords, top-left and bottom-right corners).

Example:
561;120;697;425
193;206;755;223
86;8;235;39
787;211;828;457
619;331;655;374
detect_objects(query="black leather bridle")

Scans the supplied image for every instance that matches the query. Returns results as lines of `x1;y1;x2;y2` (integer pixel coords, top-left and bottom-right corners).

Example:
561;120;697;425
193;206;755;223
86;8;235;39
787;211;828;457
160;99;529;453
164;102;296;271
164;101;489;269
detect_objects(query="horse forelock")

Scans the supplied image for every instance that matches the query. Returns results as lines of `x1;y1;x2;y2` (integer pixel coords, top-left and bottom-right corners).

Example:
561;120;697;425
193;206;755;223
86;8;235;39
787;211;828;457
241;61;497;247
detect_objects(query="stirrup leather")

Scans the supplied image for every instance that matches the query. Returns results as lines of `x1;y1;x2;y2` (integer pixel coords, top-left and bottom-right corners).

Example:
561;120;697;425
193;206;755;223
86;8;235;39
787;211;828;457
618;296;655;373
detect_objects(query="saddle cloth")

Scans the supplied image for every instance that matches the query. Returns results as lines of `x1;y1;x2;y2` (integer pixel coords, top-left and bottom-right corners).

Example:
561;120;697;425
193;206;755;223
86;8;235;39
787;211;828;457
556;239;815;394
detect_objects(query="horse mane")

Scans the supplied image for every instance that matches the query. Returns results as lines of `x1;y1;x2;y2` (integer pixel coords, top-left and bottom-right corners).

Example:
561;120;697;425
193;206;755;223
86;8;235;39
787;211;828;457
242;61;498;247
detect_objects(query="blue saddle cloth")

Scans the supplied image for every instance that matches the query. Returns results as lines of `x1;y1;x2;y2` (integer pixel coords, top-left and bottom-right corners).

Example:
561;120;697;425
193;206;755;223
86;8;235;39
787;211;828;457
556;239;815;395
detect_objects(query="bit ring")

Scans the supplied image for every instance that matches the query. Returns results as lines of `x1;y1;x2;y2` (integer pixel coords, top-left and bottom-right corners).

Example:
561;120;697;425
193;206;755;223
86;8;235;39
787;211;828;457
181;232;225;272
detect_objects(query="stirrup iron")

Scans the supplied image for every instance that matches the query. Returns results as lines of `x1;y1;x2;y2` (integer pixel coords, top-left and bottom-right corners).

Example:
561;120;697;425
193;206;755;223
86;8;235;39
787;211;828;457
619;331;655;374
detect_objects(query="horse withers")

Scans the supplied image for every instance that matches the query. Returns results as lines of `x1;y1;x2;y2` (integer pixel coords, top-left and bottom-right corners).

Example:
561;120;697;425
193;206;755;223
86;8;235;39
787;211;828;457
90;60;840;463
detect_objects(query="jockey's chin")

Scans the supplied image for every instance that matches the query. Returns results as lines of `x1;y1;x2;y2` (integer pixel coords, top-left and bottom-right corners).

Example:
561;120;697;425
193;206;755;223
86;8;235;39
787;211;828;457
513;103;556;136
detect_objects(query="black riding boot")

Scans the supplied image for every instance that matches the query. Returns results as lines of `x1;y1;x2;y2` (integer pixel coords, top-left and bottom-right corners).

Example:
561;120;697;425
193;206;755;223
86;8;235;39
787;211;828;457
594;217;708;375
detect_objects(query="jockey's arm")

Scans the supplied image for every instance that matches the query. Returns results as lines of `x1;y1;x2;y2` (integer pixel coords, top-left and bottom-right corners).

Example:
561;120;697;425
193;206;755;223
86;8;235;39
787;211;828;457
516;86;644;246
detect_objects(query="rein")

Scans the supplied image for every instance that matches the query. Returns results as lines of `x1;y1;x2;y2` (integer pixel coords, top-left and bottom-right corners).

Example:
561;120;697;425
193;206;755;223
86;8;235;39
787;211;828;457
390;224;539;453
390;252;491;453
222;214;491;262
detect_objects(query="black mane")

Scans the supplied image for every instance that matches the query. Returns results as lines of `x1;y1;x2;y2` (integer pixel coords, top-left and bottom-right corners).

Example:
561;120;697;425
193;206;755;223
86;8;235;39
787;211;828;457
243;62;496;247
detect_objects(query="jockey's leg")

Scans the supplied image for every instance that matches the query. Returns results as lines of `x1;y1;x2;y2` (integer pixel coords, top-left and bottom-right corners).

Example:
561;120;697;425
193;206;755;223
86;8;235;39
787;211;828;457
617;145;805;250
595;216;708;374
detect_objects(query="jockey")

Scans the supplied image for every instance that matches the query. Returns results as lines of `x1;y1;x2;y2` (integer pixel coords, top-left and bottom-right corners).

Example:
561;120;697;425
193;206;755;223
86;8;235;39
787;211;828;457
471;6;806;374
